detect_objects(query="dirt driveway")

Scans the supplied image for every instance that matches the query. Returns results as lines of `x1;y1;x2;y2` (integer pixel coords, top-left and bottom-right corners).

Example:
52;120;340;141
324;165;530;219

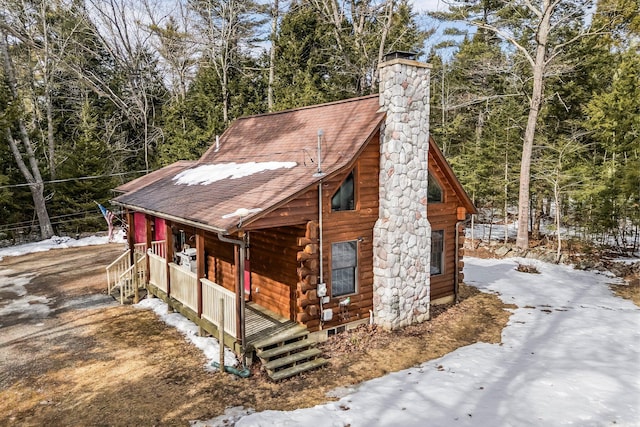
0;244;510;426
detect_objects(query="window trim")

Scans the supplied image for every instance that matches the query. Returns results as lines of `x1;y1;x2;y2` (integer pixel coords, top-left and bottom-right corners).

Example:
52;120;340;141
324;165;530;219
428;172;444;203
331;169;356;212
330;240;358;297
430;230;445;276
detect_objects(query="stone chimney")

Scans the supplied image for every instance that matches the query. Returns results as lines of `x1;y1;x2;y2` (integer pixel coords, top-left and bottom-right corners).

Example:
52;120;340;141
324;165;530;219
373;52;432;330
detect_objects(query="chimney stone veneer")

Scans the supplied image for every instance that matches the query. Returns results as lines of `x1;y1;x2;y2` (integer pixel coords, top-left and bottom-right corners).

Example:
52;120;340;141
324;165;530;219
373;57;432;330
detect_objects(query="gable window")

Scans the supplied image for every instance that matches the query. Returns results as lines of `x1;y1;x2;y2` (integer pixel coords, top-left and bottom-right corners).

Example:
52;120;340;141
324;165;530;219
331;170;355;211
331;241;357;296
428;173;443;203
431;230;444;275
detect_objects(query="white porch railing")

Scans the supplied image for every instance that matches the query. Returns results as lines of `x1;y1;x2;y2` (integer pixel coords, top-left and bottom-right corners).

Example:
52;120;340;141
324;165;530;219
148;252;167;292
201;278;237;338
150;240;166;258
107;239;238;340
134;242;147;255
169;263;198;312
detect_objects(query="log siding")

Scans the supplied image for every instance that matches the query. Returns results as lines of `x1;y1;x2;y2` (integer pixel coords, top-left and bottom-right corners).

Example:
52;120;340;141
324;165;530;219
427;152;466;301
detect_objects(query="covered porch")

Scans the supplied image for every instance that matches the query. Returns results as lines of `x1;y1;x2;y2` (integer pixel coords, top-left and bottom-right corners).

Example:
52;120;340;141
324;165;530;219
107;231;324;369
104;209;328;378
130;237;301;357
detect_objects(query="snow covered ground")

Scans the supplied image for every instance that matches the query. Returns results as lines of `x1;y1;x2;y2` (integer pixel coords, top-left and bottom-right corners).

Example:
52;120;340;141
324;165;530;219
2;232;639;425
0;229;125;262
200;257;640;427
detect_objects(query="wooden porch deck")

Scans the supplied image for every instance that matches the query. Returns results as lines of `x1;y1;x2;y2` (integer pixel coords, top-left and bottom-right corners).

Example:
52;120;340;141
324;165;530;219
245;302;308;351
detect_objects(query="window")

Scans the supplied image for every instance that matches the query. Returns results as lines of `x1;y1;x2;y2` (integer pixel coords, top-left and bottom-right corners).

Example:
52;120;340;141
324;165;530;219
428;173;443;203
431;230;444;275
331;241;357;296
331;170;355;211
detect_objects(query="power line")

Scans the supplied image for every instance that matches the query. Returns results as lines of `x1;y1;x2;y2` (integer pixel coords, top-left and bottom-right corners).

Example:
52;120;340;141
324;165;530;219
0;170;151;190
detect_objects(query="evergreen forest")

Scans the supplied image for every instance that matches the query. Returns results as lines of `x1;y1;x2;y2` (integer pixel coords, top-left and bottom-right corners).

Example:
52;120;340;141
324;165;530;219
0;0;638;252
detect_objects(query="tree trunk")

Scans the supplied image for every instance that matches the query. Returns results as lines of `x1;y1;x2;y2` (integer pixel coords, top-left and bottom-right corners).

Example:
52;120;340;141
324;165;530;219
516;2;551;250
267;0;278;112
532;194;543;240
45;95;56;179
41;1;56;180
1;30;54;239
222;67;229;124
554;181;562;263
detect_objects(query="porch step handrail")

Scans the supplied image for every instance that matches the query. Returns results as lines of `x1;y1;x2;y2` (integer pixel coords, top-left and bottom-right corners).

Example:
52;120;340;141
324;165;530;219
133;242;147;255
106;249;131;296
116;254;147;304
106;249;146;304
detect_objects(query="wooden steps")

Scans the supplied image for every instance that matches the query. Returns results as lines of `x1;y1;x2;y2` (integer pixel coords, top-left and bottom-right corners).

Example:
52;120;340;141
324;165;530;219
270;358;328;381
108;282;146;304
253;327;327;381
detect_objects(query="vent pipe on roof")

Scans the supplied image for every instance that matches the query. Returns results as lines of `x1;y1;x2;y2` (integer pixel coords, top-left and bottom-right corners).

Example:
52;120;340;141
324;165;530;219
315;129;324;176
315;129;325;330
215;135;220;152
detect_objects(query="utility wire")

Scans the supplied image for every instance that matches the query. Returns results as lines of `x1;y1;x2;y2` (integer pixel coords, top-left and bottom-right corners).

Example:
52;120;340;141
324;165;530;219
0;170;150;190
1;212;98;230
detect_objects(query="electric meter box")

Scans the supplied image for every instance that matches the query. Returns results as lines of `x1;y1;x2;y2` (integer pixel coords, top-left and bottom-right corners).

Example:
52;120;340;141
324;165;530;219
178;248;197;273
317;283;327;297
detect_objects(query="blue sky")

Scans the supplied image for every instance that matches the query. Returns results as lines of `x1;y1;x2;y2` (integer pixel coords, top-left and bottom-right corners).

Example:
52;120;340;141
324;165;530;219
412;0;447;12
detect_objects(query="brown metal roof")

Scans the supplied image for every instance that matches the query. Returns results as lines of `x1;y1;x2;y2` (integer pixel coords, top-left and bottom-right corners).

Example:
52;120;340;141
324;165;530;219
113;95;385;233
114;160;195;194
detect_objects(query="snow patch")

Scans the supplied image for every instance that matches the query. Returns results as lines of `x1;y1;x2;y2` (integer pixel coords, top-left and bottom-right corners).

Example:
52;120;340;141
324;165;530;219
136;297;237;369
222;207;263;219
223;257;640;427
0;294;50;319
0;270;50;323
190;406;256;427
0;229;125;261
173;162;297;186
0;269;35;296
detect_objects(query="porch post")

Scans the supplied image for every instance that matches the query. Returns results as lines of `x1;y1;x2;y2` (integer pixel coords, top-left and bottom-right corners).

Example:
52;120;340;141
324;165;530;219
126;210;135;264
165;221;173;297
234;245;242;342
218;231;247;362
239;231;246;354
196;229;205;318
145;215;153;286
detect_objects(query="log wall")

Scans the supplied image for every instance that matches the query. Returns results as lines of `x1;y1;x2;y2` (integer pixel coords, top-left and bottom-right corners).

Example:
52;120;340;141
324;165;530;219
249;225;306;319
428;152;465;301
308;134;380;330
203;231;236;294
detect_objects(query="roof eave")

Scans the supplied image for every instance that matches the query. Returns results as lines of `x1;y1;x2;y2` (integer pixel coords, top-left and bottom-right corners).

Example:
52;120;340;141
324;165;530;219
112;200;230;235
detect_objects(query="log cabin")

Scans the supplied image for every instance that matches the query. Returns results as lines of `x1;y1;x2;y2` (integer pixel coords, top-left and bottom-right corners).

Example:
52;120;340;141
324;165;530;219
108;52;476;379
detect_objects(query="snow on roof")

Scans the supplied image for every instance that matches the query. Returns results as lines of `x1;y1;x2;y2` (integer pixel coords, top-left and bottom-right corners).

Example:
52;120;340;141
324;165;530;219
221;207;263;219
172;162;297;186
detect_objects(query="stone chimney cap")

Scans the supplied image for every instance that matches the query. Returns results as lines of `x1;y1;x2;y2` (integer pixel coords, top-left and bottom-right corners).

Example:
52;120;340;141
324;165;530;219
382;51;417;62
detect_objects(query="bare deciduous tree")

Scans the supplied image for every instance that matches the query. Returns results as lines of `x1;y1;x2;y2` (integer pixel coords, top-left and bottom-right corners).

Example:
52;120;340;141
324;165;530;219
442;0;600;249
189;0;265;124
0;27;53;239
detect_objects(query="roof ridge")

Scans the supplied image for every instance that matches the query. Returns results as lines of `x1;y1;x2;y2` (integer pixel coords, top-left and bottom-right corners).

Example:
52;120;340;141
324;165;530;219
235;94;379;121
